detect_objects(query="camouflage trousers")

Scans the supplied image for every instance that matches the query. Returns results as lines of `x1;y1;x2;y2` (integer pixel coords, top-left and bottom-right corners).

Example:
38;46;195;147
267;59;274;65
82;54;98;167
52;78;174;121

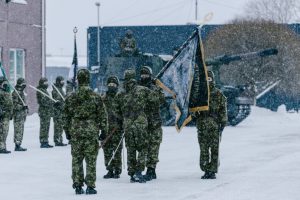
39;113;51;143
13;113;26;145
124;117;149;176
103;130;123;173
53;113;64;144
197;118;220;173
71;138;99;188
0;118;10;150
146;125;163;169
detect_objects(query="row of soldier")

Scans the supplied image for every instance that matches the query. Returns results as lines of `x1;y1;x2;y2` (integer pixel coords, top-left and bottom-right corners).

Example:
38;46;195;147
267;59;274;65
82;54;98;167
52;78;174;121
0;66;227;195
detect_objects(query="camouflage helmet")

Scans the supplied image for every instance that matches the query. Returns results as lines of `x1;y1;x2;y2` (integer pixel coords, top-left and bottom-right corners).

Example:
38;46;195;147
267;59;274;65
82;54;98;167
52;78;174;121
55;76;64;87
140;66;153;76
124;68;136;81
39;77;48;86
77;69;90;85
125;30;133;37
107;75;119;86
16;77;25;86
207;70;215;83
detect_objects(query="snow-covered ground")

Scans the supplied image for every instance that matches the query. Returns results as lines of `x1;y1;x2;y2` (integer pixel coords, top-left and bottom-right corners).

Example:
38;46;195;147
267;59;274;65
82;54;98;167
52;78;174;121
0;106;299;200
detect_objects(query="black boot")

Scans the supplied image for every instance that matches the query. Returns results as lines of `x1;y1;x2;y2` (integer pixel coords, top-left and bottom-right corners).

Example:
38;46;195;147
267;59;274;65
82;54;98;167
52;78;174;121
144;167;154;181
114;170;121;179
133;171;146;183
74;186;84;195
40;142;53;148
0;149;11;154
86;187;97;195
55;142;67;147
207;172;216;179
152;168;157;179
201;172;210;179
103;170;114;179
15;144;27;151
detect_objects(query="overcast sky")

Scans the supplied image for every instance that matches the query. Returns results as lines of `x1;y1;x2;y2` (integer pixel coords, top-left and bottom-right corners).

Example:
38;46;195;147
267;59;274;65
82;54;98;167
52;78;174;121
46;0;250;56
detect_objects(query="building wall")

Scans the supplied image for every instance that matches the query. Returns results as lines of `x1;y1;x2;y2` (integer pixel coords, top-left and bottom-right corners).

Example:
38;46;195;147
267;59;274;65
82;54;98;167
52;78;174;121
0;0;43;113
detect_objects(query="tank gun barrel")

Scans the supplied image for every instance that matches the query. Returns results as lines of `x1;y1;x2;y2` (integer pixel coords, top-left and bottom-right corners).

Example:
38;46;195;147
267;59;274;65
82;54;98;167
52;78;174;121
205;48;278;66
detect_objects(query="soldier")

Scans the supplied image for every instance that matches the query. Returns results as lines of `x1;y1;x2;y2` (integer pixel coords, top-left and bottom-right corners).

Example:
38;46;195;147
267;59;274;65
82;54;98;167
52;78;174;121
0;77;13;154
12;78;28;151
120;30;137;56
66;79;75;96
194;71;227;179
64;69;107;195
121;68;152;183
139;66;165;181
52;76;67;146
37;77;53;148
101;76;123;179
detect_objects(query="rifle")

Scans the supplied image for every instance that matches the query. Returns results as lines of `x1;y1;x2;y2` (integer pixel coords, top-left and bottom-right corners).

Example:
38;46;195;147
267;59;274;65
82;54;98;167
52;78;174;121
29;85;58;103
99;128;117;149
52;83;65;101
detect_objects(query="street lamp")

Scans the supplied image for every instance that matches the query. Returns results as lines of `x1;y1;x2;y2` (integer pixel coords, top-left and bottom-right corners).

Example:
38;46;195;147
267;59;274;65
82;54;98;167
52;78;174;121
95;2;102;93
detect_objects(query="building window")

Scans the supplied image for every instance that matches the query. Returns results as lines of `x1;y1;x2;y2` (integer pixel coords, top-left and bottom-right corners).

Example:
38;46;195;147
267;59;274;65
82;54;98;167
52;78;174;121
9;49;25;84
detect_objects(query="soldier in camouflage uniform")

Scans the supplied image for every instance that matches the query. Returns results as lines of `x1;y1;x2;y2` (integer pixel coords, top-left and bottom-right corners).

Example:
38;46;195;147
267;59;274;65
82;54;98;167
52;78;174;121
120;30;137;56
139;66;165;181
64;69;108;195
37;77;53;148
52;76;67;146
0;77;13;154
121;68;152;183
194;71;227;179
66;79;75;96
12;78;28;151
101;76;123;179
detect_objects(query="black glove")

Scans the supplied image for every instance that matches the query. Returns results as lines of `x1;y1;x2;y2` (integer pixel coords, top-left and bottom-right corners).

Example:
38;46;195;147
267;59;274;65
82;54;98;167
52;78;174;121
65;130;71;140
54;101;63;108
99;131;106;142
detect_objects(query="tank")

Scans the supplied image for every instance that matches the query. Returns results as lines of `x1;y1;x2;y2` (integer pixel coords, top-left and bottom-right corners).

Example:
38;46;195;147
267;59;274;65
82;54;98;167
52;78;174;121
205;48;278;126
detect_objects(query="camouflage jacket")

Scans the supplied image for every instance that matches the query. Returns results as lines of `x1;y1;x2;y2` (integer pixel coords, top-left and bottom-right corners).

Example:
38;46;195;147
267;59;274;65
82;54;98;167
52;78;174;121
196;85;227;129
102;91;123;131
64;86;108;141
52;85;65;112
36;86;53;116
0;89;13;119
121;83;152;121
12;88;27;118
140;80;165;127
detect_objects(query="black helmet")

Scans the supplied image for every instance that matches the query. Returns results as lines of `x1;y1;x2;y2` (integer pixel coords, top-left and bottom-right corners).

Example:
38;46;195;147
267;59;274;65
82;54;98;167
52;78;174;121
140;66;153;76
55;76;65;87
124;68;136;81
107;76;119;86
77;69;90;85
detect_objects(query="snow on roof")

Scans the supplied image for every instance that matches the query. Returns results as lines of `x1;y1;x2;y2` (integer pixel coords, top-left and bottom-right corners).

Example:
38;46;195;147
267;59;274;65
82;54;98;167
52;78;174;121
46;55;87;68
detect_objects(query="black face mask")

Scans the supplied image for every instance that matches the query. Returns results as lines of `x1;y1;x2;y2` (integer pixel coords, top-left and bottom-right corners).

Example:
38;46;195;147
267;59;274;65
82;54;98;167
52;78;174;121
140;76;151;86
20;84;26;90
124;80;136;92
107;86;118;93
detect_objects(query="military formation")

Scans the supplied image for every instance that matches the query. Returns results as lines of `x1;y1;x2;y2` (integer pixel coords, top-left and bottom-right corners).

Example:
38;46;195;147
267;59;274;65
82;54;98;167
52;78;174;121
0;66;227;195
